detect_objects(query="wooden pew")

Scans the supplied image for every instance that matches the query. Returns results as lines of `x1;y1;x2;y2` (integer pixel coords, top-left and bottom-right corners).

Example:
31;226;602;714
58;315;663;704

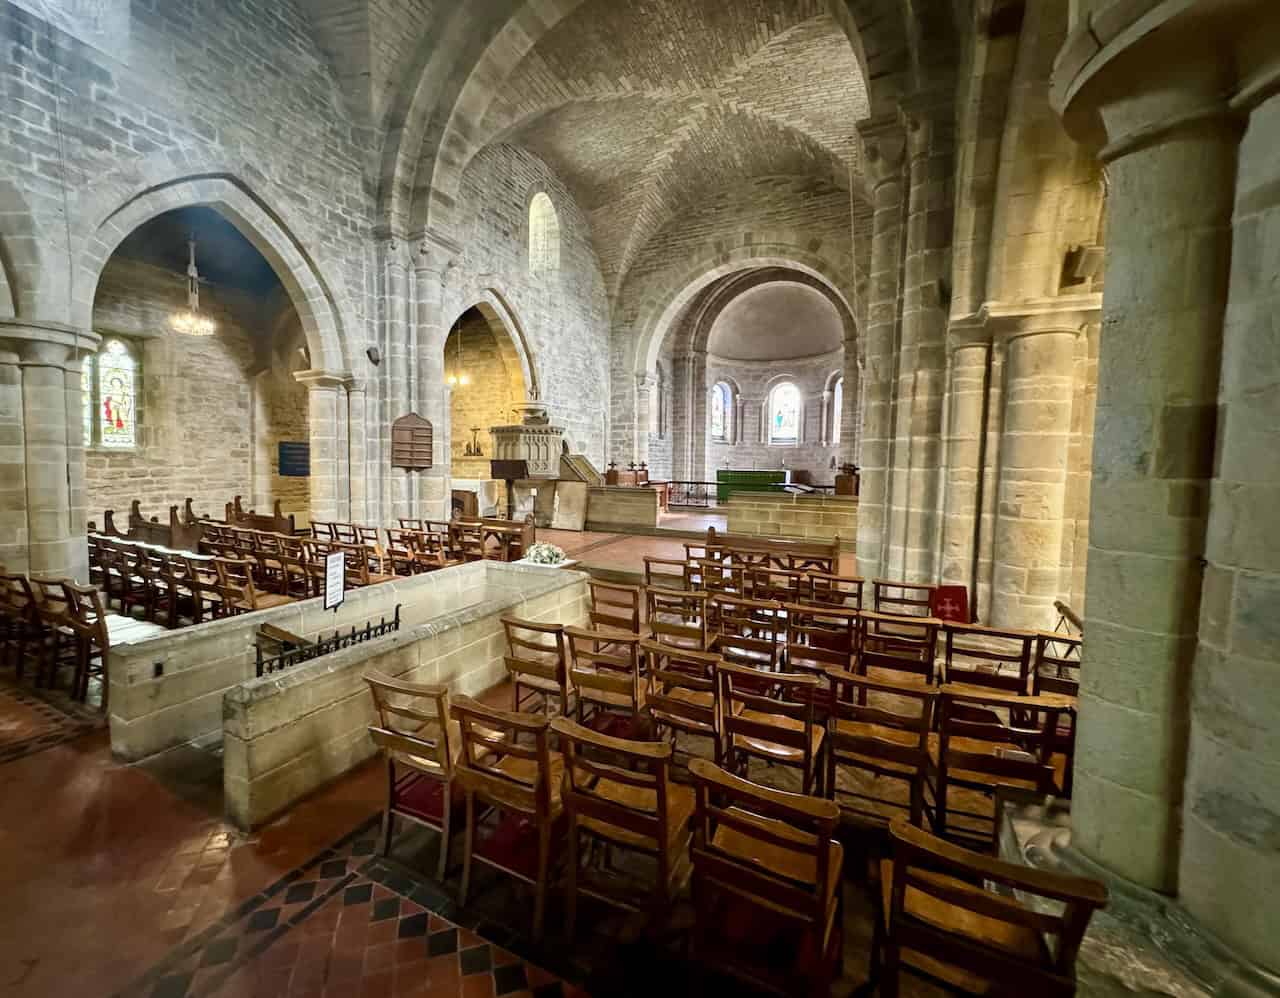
225;495;298;536
95;501;206;552
452;514;536;562
703;525;839;573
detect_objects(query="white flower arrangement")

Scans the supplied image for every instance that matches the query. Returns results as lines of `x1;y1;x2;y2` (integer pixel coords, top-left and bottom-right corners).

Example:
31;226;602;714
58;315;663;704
525;541;567;565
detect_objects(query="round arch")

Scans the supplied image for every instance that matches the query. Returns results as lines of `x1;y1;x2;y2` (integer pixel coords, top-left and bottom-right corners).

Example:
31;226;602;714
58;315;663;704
73;174;349;374
442;286;540;402
634;246;858;379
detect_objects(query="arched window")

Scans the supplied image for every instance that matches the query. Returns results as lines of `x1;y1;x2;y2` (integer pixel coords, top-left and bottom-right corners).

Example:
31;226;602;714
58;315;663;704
711;382;731;441
768;382;801;444
83;338;139;449
528;192;560;274
832;377;843;445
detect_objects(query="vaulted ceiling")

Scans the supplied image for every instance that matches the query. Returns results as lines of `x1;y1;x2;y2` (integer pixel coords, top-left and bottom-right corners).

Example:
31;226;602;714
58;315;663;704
474;0;871;295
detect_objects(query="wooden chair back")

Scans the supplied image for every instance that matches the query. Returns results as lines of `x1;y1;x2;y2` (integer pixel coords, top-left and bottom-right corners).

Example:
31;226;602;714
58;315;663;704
687;757;841;991
858;611;940;685
826;670;937;827
941;622;1037;696
566;626;645;731
646;586;709;650
883;818;1107;996
806;572;865;610
709;593;782;672
365;670;455;780
31;576;71;628
212;556;262;611
501;617;570;715
450;696;556;819
718;661;823;786
643;556;687;590
873;578;936;617
690;557;745;597
747;567;808;605
588;580;641;634
551;715;676;854
642;640;721;748
784;603;859;678
1034;632;1082;696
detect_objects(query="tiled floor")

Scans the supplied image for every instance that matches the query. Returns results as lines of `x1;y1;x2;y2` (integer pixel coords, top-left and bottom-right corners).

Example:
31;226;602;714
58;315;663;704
0;677;103;764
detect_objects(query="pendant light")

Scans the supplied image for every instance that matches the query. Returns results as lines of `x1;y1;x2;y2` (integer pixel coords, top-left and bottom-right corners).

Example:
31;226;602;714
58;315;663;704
170;237;216;336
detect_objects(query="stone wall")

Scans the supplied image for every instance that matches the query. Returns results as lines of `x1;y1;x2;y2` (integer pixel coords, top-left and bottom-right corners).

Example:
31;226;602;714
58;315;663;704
585;486;659;533
705;350;844;484
87;258;306;523
726;493;857;551
442;145;611;468
222;564;588;829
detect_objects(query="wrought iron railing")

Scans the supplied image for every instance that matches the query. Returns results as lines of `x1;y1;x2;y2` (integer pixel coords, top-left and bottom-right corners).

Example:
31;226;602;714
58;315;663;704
255;605;403;677
667;481;720;508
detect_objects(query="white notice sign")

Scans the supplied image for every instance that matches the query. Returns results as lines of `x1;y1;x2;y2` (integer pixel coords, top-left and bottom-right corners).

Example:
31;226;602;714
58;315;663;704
324;550;346;611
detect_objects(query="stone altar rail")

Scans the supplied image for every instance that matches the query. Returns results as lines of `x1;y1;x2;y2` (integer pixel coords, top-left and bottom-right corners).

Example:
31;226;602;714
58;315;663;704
726;492;858;551
106;563;587;788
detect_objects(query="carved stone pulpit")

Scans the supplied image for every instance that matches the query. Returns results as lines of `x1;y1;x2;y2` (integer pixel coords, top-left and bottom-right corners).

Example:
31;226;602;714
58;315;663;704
489;400;564;479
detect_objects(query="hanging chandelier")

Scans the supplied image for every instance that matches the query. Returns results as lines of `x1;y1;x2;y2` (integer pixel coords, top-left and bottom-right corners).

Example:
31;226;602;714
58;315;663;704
446;323;470;386
170;237;216;336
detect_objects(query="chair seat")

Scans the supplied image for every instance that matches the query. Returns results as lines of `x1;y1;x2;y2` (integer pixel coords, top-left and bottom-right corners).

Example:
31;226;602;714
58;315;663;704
879;859;1044;992
927;734;1042;789
831;720;924;776
512;672;564;695
579;778;695;852
233;593;296;612
488;751;565;812
733;709;824;763
578;683;646;711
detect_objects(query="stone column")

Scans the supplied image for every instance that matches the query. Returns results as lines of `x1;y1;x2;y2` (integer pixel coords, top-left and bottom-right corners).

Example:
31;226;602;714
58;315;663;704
0;321;99;580
839;343;860;467
295;370;346;524
890;102;954;583
635;373;657;466
1178;51;1280;973
938;333;990;606
1056;44;1239;892
346;379;368;524
854;116;907;580
413;241;451;521
0;345;27;574
384;237;411;525
819;390;831;446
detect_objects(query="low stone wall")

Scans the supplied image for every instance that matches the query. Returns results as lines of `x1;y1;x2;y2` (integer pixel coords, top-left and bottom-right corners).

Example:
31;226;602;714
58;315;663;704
726;492;857;551
106;561;580;763
586;485;659;532
222;563;587;829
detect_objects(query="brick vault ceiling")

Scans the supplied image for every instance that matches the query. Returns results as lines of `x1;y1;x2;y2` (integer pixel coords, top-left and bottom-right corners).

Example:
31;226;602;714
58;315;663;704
474;0;870;296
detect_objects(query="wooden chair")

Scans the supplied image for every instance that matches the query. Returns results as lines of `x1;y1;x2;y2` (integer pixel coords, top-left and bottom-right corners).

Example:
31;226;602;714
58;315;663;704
709;593;783;677
160;552;195;628
643;555;688;590
642;640;722;765
825;670;937;829
501;617;571;716
330;521;357;545
588;580;642;636
1033;632;1082;797
691;557;745;599
687;757;844;998
941;622;1037;697
567;626;647;738
452;521;486;562
213;557;295;615
415;529;464;571
551;716;694;936
925;686;1065;850
747;567;808;607
450;696;564;940
344;543;399;588
783;603;860;717
184;556;225;622
384;528;421;576
273;535;312;598
365;671;461;880
645;586;709;651
875;817;1107;997
30;577;74;689
119;546;159;621
0;573;39;678
719;661;826;795
857;611;940;690
301;538;335;596
61;581;111;710
806;572;865;611
873;579;936;617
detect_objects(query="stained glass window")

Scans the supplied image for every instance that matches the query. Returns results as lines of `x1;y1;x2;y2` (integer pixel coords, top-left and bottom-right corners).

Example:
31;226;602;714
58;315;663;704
98;339;137;448
529;192;560;274
712;382;730;440
81;355;94;445
769;383;801;443
832;377;843;445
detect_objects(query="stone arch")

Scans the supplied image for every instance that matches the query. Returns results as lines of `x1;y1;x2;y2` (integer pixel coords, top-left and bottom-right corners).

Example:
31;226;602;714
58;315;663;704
0;179;40;319
73;174;349;374
635;246;858;379
443;286;540;402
